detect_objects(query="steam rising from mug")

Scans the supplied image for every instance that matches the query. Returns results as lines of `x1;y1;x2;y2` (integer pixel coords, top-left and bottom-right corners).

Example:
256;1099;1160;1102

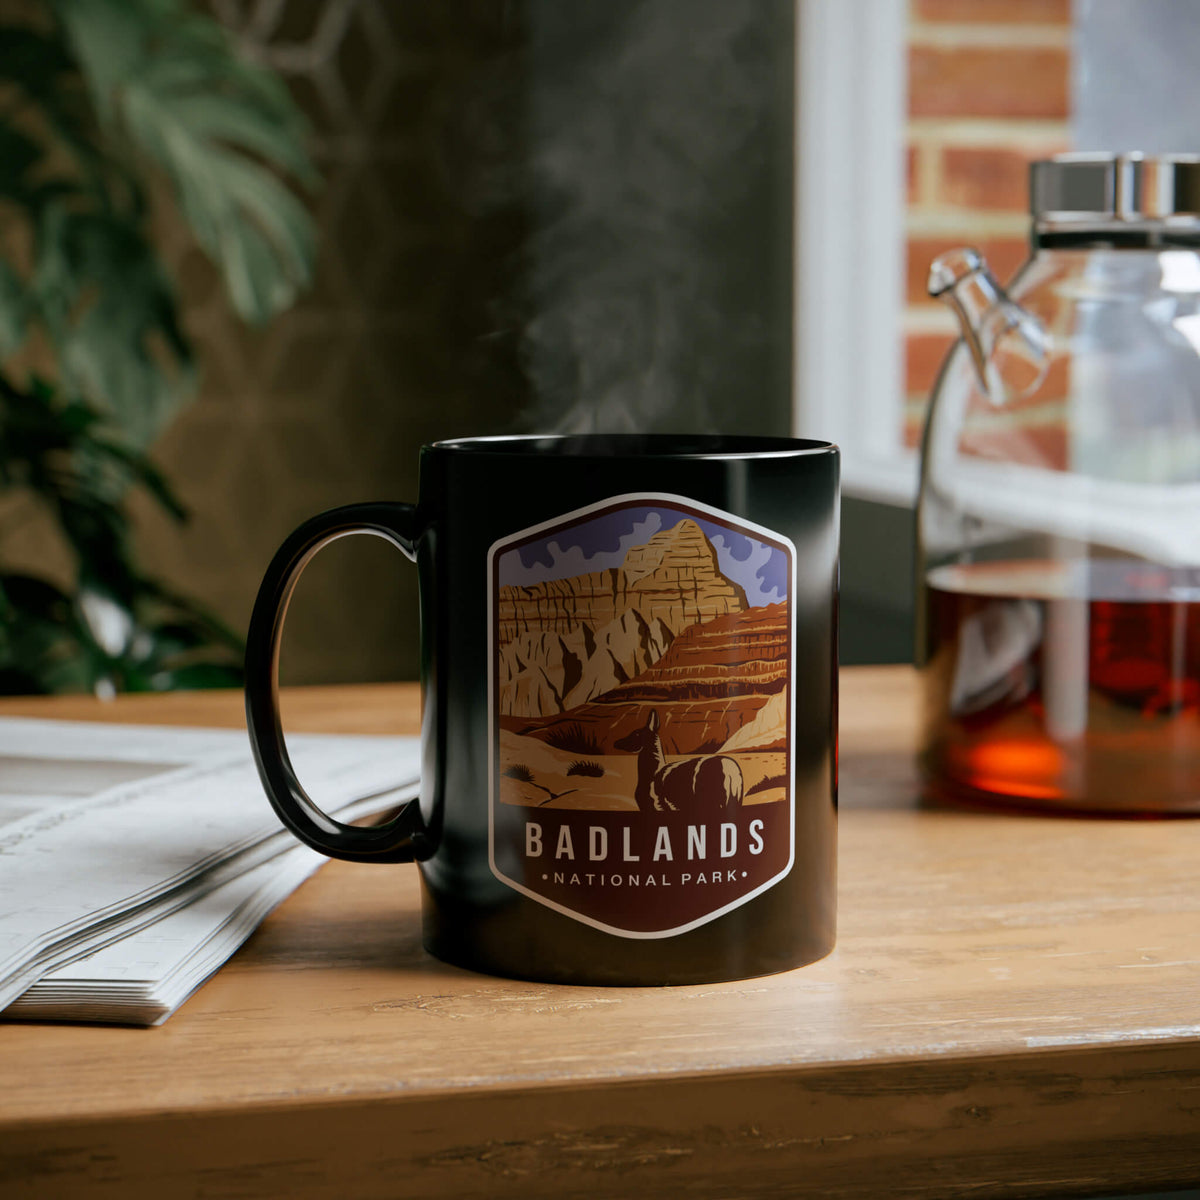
484;0;794;434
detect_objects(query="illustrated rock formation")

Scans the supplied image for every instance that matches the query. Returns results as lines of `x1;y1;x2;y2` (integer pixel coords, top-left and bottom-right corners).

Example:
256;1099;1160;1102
497;519;747;718
499;608;676;718
504;602;791;756
720;689;787;753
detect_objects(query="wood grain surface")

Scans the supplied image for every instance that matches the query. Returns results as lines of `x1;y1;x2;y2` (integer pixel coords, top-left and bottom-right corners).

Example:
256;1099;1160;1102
2;668;1199;1199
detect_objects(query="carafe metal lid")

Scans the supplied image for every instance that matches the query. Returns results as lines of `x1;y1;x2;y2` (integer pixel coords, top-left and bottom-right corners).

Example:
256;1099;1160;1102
1031;153;1200;224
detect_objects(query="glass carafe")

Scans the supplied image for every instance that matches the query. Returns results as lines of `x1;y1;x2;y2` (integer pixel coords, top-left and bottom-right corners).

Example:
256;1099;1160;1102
918;153;1200;814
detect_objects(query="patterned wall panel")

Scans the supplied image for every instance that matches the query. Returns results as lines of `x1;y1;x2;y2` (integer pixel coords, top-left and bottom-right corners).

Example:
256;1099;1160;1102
129;0;793;686
134;0;530;685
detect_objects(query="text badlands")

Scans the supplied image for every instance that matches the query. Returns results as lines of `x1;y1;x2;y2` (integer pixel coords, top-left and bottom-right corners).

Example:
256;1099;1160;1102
524;819;767;863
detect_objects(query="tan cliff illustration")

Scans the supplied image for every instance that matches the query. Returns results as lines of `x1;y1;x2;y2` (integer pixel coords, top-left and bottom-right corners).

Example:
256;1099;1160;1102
494;511;791;814
497;519;747;717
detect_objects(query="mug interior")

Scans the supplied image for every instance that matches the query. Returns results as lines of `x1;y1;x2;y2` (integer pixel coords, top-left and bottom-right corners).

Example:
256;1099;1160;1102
430;434;835;459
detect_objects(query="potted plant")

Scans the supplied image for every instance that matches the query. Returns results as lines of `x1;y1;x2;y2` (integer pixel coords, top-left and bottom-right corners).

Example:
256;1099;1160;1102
0;0;316;693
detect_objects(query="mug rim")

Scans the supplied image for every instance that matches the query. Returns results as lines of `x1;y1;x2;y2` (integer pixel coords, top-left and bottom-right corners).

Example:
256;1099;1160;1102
428;433;838;460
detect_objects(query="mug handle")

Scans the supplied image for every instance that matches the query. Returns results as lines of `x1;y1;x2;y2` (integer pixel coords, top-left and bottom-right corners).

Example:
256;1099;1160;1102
245;502;427;863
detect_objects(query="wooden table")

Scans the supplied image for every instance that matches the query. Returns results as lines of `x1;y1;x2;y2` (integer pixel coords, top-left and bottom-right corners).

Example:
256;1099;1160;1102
2;667;1199;1199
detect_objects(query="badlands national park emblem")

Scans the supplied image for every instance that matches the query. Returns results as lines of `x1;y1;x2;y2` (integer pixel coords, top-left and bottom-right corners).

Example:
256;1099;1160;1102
488;494;795;937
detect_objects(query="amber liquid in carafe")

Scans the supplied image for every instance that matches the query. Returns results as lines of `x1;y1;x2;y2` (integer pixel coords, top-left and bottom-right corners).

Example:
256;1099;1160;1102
921;560;1200;813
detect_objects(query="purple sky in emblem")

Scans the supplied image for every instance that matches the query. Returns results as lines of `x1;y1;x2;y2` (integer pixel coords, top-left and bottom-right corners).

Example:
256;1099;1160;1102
498;504;788;608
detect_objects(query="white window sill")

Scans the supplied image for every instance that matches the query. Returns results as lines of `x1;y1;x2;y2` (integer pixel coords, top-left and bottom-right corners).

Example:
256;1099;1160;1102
793;0;910;512
841;451;919;508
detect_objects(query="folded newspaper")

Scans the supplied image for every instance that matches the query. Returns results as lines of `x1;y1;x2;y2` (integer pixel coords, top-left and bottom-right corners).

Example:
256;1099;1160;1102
0;717;420;1026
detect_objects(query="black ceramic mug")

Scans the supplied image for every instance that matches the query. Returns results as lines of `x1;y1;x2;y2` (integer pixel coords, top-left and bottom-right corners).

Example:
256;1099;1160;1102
245;434;838;985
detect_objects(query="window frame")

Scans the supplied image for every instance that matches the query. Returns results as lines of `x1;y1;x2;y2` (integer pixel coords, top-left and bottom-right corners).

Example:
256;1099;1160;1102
793;0;917;507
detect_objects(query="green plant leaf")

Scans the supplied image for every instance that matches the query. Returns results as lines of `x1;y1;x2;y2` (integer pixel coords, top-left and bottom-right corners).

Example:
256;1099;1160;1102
0;25;112;200
0;572;98;694
49;0;148;124
55;0;318;324
0;125;42;203
89;434;187;521
0;1;300;695
30;205;195;442
0;375;186;605
0;28;76;108
0;261;27;355
0;556;245;696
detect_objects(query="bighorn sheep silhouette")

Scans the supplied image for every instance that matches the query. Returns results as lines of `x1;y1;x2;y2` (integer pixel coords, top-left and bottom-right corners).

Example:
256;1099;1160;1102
615;710;743;816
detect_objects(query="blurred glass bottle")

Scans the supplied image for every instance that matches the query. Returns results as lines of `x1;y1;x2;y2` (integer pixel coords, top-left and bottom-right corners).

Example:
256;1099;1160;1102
918;153;1200;814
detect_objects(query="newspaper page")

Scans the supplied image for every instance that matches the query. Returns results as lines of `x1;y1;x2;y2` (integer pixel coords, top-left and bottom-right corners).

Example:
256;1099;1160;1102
6;782;416;1025
0;718;420;1022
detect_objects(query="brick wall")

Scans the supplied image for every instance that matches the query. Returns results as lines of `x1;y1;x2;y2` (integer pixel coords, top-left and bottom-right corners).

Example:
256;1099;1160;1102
903;0;1072;447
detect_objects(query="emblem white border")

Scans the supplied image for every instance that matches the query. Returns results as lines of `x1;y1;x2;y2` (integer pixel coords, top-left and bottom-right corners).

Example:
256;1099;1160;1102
487;492;797;939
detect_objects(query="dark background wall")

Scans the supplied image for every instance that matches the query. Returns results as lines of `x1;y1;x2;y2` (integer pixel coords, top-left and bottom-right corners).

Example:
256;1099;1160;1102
516;1;795;437
137;1;531;686
130;0;800;685
840;498;913;666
